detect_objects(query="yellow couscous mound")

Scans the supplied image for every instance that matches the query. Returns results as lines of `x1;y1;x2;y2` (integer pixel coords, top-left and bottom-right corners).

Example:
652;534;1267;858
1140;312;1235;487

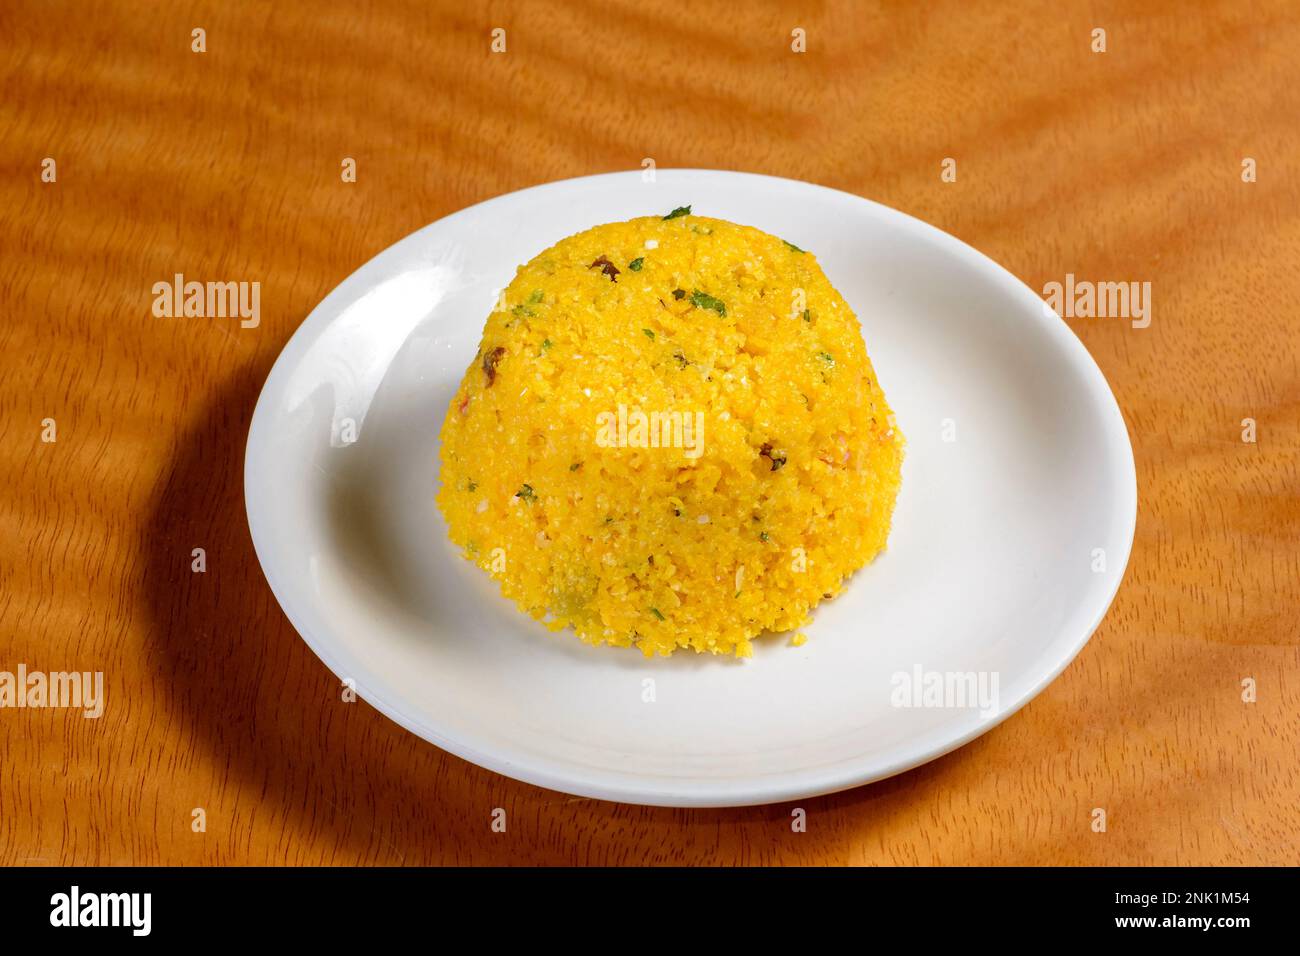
437;209;903;657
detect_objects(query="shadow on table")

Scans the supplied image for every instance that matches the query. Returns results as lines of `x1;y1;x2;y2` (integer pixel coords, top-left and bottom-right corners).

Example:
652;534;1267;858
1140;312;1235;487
142;365;489;863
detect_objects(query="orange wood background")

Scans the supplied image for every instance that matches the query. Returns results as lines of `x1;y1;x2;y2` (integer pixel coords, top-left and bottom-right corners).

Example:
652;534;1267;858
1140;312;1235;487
1;0;1297;865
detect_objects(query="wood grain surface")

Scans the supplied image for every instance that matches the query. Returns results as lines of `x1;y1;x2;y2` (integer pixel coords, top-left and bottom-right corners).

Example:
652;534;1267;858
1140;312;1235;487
1;0;1297;866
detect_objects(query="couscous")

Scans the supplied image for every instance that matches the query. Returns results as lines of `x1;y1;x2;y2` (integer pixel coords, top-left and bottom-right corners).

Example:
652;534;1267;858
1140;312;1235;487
437;208;903;657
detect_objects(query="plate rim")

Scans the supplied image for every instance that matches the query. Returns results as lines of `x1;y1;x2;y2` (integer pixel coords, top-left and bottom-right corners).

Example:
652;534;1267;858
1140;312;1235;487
244;168;1138;807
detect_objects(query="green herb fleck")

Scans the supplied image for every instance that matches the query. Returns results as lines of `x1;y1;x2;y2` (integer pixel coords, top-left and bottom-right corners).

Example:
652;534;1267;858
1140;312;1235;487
527;289;543;304
541;338;552;351
672;288;686;300
628;257;644;272
802;309;812;323
642;328;655;341
759;531;770;542
690;289;727;317
569;462;581;471
467;481;477;492
663;205;691;220
818;352;835;368
650;607;665;621
515;483;537;503
784;239;806;253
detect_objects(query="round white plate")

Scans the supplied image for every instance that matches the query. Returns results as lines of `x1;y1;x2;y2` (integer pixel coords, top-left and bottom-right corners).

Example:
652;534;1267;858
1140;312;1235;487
245;169;1136;807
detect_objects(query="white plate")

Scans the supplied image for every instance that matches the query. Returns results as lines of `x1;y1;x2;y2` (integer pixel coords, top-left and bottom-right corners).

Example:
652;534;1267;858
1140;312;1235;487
245;170;1136;807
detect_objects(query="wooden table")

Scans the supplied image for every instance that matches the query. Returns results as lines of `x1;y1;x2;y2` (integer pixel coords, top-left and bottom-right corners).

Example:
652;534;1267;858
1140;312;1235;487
2;0;1297;866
